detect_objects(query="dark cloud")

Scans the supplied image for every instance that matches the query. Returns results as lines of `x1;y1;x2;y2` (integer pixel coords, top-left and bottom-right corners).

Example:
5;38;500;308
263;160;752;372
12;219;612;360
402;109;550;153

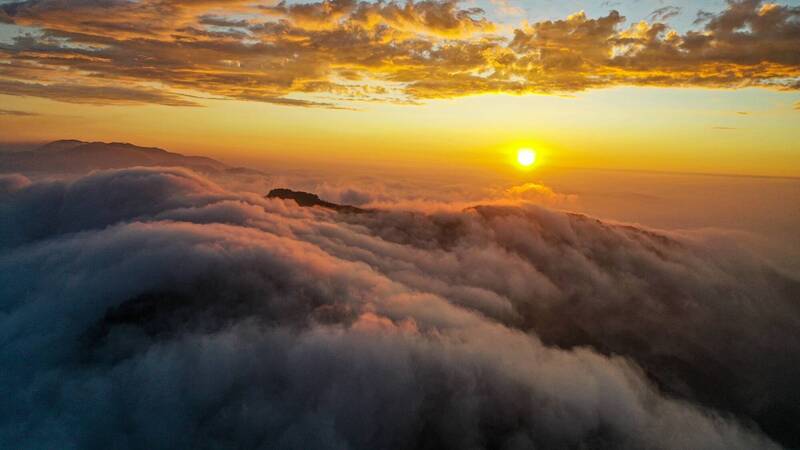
1;166;799;448
649;6;681;22
0;0;797;106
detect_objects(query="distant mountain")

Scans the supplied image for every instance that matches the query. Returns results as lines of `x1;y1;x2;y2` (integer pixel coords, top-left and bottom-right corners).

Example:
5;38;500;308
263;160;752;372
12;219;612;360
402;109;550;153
267;188;369;214
0;140;260;175
33;139;86;153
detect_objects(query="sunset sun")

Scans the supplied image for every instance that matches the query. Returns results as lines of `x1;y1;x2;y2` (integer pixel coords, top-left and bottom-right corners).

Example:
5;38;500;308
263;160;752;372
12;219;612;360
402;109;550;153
517;148;537;167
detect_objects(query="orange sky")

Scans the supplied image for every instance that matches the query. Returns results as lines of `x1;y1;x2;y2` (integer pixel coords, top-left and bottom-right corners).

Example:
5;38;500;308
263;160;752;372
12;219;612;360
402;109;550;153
0;0;799;177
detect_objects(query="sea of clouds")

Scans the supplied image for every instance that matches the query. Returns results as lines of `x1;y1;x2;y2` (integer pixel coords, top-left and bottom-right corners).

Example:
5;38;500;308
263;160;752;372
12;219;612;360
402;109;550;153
1;167;799;449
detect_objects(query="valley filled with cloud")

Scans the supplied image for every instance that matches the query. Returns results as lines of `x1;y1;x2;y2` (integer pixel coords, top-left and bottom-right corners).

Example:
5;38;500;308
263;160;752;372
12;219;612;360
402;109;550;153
2;158;799;448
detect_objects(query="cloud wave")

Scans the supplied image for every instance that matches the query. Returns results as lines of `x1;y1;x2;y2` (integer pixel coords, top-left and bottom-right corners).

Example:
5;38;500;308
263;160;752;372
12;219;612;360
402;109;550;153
1;166;799;448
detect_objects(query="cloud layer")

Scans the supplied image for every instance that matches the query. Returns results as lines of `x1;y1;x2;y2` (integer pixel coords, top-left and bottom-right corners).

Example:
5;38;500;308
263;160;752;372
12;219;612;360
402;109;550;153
0;0;798;107
1;166;799;448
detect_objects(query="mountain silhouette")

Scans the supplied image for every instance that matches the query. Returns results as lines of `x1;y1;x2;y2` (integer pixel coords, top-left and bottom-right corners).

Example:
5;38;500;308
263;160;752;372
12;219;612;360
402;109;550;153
267;188;368;214
0;140;261;176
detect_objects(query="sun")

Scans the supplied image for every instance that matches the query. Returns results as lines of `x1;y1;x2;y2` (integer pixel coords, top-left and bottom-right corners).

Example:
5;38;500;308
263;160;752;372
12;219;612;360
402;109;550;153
517;148;537;167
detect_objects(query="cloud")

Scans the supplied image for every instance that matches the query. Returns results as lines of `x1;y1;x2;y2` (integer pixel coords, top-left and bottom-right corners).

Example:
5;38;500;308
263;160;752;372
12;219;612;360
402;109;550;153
0;0;797;106
0;173;30;193
0;79;199;106
504;181;578;204
0;108;39;116
312;183;380;205
648;6;681;22
1;166;799;448
489;0;523;17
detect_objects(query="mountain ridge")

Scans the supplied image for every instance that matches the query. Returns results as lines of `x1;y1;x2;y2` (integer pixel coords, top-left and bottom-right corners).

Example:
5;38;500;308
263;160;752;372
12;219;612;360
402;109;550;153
267;188;369;214
0;139;263;176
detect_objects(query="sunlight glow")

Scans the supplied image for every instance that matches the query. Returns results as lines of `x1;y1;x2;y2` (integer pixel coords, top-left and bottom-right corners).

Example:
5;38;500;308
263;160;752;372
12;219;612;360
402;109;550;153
517;148;537;167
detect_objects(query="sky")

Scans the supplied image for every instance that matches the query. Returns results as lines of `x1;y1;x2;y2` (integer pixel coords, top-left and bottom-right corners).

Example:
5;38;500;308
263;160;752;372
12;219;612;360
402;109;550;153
0;0;798;177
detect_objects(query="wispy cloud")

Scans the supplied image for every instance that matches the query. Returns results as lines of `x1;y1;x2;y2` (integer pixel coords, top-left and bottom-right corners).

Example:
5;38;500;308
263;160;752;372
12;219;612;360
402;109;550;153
489;0;523;17
0;79;198;106
648;5;681;22
0;108;39;116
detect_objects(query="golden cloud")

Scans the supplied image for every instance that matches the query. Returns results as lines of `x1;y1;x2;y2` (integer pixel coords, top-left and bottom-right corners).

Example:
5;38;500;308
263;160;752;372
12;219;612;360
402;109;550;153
0;0;798;107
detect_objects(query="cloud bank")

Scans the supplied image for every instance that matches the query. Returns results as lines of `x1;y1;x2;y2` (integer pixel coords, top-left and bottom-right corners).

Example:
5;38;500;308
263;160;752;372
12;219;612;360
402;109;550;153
0;0;798;107
1;166;799;449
